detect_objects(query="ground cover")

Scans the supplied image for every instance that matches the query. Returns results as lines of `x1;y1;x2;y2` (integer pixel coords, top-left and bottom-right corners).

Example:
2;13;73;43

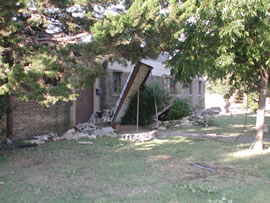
0;114;270;202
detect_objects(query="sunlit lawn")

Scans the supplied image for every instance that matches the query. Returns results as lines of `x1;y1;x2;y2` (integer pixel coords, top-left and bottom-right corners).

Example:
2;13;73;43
0;114;270;202
185;113;270;138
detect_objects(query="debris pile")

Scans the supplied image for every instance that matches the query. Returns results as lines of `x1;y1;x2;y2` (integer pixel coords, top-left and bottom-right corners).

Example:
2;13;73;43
24;132;62;145
157;107;221;130
88;109;113;125
26;123;117;145
63;124;117;140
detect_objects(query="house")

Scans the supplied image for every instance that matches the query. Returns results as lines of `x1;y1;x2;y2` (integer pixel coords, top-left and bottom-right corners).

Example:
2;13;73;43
98;54;205;112
0;55;205;141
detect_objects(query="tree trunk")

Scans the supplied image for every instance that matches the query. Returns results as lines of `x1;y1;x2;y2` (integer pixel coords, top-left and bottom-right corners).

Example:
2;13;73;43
253;72;269;151
6;95;13;139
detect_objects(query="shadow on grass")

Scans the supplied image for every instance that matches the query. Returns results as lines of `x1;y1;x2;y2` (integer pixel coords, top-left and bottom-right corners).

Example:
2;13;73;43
0;130;270;202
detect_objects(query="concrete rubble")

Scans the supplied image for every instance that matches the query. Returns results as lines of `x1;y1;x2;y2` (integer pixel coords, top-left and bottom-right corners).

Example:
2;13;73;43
25;122;117;145
23;107;221;145
157;107;221;130
25;132;60;145
119;130;158;142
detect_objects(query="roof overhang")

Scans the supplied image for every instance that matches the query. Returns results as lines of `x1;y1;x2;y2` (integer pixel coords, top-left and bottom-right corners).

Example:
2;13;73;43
111;62;153;126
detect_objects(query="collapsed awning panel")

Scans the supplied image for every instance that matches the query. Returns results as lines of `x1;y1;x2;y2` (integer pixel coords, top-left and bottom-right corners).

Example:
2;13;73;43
111;62;153;125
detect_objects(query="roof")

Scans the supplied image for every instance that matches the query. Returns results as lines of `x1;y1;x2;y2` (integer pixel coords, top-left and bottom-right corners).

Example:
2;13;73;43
108;54;170;77
111;62;153;125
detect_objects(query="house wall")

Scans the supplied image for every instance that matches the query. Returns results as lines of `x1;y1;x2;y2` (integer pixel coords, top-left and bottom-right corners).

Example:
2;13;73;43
100;69;130;110
100;67;205;110
93;78;102;112
1;82;98;141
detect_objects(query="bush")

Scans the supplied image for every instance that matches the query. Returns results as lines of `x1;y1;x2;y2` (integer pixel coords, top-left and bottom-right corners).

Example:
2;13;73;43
121;84;167;126
168;98;191;120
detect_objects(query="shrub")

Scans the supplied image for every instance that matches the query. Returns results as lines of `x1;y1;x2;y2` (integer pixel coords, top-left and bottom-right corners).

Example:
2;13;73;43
121;84;167;126
168;98;191;120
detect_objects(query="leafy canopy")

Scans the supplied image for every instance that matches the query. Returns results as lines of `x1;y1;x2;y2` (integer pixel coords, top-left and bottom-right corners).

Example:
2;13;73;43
168;0;270;90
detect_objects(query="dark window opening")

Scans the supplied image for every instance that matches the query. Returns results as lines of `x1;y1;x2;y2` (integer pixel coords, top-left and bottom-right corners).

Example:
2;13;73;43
198;81;202;95
113;72;121;94
170;78;175;92
189;82;192;95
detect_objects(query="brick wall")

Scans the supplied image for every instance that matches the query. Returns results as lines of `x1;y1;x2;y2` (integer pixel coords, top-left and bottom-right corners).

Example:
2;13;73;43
0;115;6;143
11;100;71;139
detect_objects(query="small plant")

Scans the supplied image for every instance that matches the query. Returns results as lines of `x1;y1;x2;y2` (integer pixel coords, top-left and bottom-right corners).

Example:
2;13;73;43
168;98;191;120
208;197;233;203
179;183;219;194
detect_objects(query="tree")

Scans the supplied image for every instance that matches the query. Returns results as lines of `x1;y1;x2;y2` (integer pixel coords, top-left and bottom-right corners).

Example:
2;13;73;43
167;0;270;151
90;0;269;151
0;0;122;138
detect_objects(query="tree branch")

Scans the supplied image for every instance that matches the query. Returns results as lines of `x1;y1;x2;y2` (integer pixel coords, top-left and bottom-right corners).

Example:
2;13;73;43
35;32;90;44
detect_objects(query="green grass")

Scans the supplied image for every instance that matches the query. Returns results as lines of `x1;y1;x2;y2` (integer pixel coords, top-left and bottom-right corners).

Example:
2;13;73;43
0;114;270;202
184;113;270;138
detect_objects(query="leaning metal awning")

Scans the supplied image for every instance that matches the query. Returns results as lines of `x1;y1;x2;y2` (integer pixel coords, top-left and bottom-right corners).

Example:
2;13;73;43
111;62;153;125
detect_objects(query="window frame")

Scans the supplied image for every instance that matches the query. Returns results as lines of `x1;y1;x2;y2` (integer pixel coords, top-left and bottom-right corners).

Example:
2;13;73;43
112;71;122;94
198;80;203;95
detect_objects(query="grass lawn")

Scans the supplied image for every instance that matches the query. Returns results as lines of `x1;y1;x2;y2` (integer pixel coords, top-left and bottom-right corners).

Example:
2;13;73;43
0;114;270;202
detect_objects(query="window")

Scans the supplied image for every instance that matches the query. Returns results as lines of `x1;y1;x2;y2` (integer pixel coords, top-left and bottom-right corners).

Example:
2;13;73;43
169;78;175;92
198;81;202;95
189;82;192;95
113;72;121;94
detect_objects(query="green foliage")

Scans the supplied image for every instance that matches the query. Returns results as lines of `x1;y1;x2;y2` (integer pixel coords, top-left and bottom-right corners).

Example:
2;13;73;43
167;98;191;120
91;0;177;63
0;0;118;108
167;0;270;89
246;92;259;113
121;84;167;126
206;79;231;96
179;183;219;195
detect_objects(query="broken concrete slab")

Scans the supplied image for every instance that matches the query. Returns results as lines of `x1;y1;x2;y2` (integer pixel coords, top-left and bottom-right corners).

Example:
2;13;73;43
25;139;45;145
25;132;58;144
78;141;93;145
119;130;158;142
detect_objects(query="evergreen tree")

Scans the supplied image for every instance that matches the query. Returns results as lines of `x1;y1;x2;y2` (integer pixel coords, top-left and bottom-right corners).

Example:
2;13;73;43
0;0;121;137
